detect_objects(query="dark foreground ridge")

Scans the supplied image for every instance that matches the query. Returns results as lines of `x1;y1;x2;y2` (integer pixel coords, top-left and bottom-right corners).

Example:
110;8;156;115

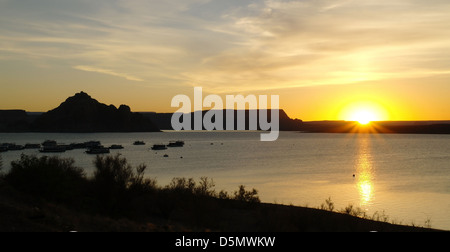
0;177;439;232
0;154;441;232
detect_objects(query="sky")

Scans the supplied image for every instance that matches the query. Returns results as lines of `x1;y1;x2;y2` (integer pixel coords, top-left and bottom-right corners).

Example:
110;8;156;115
1;0;450;121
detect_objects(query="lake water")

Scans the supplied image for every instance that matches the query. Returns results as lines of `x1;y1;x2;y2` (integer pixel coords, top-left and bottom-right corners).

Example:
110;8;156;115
1;131;450;230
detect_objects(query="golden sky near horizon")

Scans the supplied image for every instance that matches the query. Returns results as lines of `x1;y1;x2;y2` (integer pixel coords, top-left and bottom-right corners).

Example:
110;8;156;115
1;0;450;121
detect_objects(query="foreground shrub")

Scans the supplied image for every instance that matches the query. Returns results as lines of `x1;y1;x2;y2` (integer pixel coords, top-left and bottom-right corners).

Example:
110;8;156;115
3;154;264;224
5;154;86;202
167;177;196;194
196;177;216;197
165;177;216;197
91;154;154;215
234;185;261;203
320;197;335;212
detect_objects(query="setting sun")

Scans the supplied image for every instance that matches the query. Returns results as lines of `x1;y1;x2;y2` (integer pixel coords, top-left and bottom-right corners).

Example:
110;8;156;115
351;110;377;125
339;101;390;124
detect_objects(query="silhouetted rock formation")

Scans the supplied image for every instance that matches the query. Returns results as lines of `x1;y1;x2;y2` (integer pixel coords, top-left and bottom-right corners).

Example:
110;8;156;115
278;110;304;131
32;92;160;132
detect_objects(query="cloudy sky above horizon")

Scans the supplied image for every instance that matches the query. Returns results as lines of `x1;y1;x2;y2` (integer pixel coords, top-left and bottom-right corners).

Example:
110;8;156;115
2;0;450;120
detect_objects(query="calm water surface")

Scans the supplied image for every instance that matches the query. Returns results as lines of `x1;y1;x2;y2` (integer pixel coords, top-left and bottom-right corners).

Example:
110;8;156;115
1;132;449;230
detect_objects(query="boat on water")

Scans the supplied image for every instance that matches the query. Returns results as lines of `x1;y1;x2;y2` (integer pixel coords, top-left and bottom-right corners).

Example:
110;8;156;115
109;144;124;150
58;144;74;151
11;145;25;151
70;143;87;149
39;146;66;153
85;141;101;148
151;144;167;150
42;140;58;147
69;141;102;149
25;143;41;149
86;146;110;154
167;141;185;147
134;141;146;145
0;146;8;152
1;143;25;151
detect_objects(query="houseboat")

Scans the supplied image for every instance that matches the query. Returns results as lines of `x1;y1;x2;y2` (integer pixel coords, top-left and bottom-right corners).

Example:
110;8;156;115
151;144;167;150
167;141;185;147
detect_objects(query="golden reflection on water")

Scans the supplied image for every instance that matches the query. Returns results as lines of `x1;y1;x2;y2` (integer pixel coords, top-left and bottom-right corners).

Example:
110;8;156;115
355;136;375;208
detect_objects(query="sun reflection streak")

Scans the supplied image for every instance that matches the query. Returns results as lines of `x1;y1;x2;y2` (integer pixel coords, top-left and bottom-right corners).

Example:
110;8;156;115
355;136;375;208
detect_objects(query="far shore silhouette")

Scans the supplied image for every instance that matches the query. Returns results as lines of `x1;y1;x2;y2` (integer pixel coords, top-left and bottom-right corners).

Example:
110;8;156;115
1;92;449;134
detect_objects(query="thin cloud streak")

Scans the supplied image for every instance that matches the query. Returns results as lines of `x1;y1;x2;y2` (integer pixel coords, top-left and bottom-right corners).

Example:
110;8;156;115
73;65;144;82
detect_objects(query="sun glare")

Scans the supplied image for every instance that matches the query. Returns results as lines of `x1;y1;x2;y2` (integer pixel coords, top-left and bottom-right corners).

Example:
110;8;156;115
351;110;377;125
339;101;389;124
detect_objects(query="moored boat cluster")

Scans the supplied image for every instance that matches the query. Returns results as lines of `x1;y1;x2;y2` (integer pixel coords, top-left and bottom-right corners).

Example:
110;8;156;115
1;140;185;155
1;140;121;155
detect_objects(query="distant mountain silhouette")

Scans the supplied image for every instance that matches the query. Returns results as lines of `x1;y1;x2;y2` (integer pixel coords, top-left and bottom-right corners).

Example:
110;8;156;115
0;93;302;132
32;92;160;132
142;109;304;131
4;92;450;134
0;110;31;132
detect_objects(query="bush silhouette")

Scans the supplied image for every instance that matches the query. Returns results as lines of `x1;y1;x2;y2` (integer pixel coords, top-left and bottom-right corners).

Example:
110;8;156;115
196;177;216;197
234;185;260;203
4;154;86;203
2;154;268;229
91;154;153;215
165;177;216;197
167;177;196;194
